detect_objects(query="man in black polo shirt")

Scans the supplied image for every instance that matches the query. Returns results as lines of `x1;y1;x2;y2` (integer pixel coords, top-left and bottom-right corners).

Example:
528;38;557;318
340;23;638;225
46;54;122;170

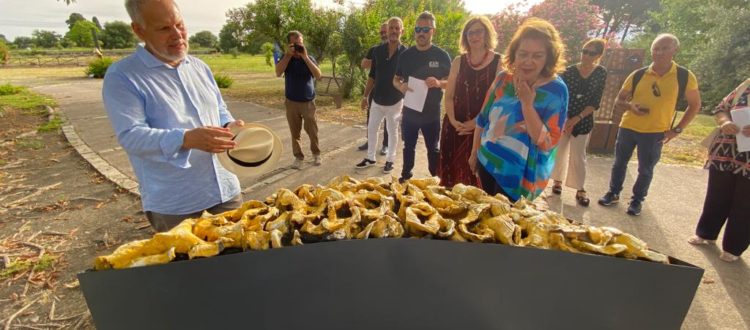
275;30;322;169
358;22;390;155
355;17;407;174
393;11;451;182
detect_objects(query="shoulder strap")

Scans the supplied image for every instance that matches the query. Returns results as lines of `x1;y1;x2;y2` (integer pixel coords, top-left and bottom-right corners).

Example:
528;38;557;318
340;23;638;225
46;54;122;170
676;65;689;102
732;78;750;106
630;66;648;96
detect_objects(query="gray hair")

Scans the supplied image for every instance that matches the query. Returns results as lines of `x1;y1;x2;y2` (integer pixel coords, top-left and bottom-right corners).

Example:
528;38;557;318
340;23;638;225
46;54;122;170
653;33;680;49
125;0;180;27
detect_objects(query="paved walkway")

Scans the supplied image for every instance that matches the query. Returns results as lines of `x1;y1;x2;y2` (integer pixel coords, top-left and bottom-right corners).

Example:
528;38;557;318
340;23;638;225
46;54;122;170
34;80;748;329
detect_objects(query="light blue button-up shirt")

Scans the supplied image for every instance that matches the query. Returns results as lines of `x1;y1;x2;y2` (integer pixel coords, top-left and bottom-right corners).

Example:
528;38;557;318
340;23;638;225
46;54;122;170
102;45;241;215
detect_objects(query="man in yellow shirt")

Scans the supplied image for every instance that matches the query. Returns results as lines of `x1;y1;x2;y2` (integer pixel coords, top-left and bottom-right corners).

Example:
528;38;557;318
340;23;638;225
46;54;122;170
599;34;701;216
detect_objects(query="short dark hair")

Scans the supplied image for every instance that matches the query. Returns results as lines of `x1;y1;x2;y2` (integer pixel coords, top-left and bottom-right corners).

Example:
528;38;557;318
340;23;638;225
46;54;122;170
417;11;436;28
287;30;302;42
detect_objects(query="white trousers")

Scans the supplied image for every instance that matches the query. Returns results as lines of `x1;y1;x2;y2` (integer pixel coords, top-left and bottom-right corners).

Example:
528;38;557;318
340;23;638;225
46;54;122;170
551;132;590;190
368;100;402;162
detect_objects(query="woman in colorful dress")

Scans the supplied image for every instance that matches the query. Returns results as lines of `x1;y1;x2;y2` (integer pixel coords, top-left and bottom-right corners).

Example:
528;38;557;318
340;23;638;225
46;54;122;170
437;16;502;188
550;38;608;206
468;18;569;202
688;78;750;262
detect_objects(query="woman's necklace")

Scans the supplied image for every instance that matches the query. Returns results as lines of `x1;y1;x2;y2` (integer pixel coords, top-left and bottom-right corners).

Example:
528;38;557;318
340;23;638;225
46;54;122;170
468;50;490;69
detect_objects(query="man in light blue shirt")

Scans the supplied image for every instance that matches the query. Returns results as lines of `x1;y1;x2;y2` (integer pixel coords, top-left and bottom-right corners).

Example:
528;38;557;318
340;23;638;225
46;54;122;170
103;0;244;231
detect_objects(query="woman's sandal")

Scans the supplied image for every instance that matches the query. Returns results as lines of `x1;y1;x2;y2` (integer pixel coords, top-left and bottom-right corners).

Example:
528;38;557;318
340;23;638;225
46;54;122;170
575;190;590;207
552;182;562;194
719;251;740;262
687;236;716;245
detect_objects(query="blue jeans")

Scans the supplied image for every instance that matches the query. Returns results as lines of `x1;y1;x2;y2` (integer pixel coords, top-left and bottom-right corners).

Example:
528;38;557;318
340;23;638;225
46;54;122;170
608;127;664;201
401;118;440;180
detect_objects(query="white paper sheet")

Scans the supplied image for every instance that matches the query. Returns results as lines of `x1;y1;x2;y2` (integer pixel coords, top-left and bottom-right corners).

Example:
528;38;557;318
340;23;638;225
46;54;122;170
731;107;750;152
403;77;428;112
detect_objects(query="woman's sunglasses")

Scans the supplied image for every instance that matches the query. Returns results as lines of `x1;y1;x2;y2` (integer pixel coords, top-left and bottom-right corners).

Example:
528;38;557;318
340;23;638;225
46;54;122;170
581;49;600;56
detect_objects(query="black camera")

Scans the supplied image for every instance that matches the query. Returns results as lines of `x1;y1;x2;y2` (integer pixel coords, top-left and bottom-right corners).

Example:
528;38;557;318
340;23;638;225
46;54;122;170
293;44;305;53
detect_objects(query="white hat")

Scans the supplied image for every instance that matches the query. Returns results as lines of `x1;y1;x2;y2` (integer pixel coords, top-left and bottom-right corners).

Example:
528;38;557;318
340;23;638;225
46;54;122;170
218;123;282;178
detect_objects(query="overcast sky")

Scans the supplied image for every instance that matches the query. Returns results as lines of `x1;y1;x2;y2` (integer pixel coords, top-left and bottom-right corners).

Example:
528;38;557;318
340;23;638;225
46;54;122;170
0;0;539;40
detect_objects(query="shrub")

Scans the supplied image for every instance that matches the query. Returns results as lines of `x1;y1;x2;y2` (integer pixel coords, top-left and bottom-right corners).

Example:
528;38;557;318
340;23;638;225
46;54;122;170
214;74;234;89
86;57;114;78
0;40;9;65
0;83;23;96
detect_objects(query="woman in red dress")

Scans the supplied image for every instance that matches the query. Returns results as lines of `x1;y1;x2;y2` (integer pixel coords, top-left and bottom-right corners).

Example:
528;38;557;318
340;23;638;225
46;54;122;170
438;16;502;188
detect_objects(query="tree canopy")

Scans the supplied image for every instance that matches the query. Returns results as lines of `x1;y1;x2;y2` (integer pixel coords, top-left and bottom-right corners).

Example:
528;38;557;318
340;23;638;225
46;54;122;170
101;21;137;49
65;20;99;48
189;31;219;49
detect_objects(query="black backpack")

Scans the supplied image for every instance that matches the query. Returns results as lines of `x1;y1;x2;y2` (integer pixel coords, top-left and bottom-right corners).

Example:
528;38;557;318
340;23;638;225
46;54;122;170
630;65;689;128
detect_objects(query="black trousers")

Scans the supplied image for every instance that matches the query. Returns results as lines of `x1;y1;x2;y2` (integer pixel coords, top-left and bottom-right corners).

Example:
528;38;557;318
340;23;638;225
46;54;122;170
695;169;750;256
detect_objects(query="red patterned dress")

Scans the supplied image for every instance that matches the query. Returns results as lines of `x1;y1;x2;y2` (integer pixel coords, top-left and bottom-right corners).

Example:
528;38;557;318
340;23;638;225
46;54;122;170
437;53;500;188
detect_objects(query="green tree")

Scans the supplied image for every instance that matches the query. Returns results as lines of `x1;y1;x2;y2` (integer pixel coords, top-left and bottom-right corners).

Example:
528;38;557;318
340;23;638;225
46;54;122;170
527;0;601;61
101;21;137;49
219;20;245;53
688;3;750;110
13;36;33;49
237;0;314;52
306;8;344;63
0;35;8;44
592;0;659;42
31;30;61;48
66;20;99;47
66;13;86;29
189;31;219;48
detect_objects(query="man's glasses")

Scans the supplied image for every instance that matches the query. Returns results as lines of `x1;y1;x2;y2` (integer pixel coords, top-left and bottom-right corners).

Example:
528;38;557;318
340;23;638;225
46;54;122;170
581;49;600;56
652;82;661;97
414;26;432;34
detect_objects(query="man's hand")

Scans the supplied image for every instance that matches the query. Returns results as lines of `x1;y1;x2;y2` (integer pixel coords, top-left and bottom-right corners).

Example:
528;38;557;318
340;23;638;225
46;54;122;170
183;126;236;153
361;97;369;111
629;103;649;116
225;119;245;130
425;77;441;88
662;129;679;144
397;81;412;94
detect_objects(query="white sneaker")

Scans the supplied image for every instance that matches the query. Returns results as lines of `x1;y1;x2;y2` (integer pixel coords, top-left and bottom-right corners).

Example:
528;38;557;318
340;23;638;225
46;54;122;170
313;155;322;166
291;158;303;169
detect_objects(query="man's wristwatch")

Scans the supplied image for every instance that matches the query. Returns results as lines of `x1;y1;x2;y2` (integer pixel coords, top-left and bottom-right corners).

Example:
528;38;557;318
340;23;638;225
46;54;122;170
672;127;683;134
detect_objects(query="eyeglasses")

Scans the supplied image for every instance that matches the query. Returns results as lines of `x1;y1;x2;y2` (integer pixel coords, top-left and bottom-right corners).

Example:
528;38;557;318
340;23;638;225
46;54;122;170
652;82;661;97
414;26;433;34
466;29;485;37
581;49;600;56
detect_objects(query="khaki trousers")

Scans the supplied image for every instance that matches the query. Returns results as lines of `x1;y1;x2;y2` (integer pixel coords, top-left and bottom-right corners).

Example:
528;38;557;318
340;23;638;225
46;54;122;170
285;98;320;159
551;133;590;190
145;194;243;232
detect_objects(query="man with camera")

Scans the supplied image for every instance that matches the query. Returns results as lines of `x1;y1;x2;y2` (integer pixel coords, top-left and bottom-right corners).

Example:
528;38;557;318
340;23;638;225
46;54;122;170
275;30;323;169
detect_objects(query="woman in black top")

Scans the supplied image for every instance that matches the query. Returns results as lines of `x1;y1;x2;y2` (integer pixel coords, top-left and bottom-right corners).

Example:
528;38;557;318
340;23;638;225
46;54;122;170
550;38;607;206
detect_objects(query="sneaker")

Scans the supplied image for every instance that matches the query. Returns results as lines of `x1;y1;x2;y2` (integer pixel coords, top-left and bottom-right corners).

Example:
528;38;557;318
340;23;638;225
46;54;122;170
626;199;642;216
313;155;322;166
358;142;368;151
383;161;394;174
291;158;303;169
355;158;375;169
598;192;619;206
380;146;389;156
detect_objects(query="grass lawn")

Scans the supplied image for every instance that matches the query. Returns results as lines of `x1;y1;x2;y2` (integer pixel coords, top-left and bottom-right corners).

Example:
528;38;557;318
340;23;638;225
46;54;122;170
0;53;717;166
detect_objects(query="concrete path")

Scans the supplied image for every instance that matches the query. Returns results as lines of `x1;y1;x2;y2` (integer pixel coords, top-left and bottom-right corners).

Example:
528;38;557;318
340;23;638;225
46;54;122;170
33;80;748;330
